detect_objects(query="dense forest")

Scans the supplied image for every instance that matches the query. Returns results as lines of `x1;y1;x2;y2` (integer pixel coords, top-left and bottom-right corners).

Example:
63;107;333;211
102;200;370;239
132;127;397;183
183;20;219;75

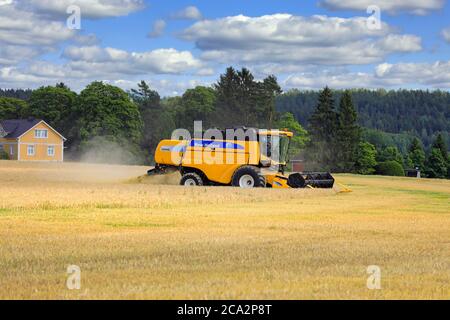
1;68;449;179
277;89;450;150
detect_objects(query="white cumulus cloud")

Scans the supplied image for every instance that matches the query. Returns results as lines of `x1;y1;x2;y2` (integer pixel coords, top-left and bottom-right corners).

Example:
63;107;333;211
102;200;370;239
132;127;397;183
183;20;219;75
182;14;422;67
148;19;167;38
20;0;145;18
320;0;445;15
442;27;450;43
284;60;450;90
63;46;203;75
171;6;202;20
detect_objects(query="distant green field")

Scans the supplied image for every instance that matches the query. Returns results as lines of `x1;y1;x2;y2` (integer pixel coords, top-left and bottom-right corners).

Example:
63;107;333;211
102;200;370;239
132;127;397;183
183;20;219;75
0;161;449;299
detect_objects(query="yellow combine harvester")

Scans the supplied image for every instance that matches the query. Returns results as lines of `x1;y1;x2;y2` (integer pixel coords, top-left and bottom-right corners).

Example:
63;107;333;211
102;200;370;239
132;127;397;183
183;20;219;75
148;128;334;189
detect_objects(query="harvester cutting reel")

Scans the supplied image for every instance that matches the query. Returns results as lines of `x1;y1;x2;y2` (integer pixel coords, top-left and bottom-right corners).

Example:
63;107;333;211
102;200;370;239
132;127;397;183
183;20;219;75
286;172;335;189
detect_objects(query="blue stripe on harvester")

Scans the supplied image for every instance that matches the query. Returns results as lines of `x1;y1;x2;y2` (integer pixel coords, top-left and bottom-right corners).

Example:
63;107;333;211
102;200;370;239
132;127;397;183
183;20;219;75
190;140;244;150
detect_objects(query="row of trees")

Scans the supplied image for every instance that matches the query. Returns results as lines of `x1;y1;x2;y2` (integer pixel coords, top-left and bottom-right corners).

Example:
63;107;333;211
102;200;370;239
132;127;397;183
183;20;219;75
127;67;287;159
1;82;145;163
277;88;450;150
305;87;450;178
1;67;449;178
0;68;289;164
0;88;32;100
4;80;448;152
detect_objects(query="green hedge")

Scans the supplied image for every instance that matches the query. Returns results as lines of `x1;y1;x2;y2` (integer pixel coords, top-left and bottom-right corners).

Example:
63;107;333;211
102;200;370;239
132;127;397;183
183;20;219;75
376;161;405;177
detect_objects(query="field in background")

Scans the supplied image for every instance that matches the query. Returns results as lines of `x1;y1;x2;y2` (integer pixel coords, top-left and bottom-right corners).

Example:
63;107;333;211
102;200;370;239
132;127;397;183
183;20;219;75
0;160;449;299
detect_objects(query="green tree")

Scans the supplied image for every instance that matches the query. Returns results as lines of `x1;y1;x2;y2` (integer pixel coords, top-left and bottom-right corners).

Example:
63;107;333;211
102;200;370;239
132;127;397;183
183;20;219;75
0;149;9;160
130;80;161;111
403;154;414;170
431;133;449;164
161;96;183;128
214;67;241;127
362;128;414;155
276;112;309;158
29;85;77;136
378;146;404;166
408;138;426;170
254;75;282;127
130;81;175;162
354;141;377;174
213;67;281;128
336;90;360;172
425;148;447;178
0;97;29;119
425;134;449;178
376;161;405;176
73;82;143;159
56;82;70;89
236;68;257;125
306;87;338;170
177;86;216;130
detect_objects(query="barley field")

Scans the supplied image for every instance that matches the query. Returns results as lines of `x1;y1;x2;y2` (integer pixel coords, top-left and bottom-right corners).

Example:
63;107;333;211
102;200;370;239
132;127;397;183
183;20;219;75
0;160;449;300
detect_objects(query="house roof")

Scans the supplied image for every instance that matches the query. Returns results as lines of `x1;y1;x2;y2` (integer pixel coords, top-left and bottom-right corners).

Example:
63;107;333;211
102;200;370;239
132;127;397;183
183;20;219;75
0;118;42;139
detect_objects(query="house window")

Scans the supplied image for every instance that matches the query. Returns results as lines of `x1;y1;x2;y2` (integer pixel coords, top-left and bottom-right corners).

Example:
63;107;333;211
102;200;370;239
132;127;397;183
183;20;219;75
47;145;55;156
35;129;48;139
27;145;35;156
10;145;14;155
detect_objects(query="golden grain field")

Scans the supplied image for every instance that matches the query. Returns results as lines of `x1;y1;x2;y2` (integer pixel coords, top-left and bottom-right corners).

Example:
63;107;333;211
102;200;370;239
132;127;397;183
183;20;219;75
0;160;449;300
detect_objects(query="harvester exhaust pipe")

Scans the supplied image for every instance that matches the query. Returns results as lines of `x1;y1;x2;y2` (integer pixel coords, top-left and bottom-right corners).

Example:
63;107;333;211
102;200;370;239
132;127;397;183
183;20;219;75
287;172;335;189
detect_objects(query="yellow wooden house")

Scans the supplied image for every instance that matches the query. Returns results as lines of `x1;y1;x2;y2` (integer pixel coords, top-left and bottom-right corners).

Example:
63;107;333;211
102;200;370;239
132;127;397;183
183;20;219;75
0;119;66;162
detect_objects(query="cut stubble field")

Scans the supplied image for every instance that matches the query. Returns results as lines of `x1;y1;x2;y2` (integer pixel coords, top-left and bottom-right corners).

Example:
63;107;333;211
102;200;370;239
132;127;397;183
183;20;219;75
0;160;449;299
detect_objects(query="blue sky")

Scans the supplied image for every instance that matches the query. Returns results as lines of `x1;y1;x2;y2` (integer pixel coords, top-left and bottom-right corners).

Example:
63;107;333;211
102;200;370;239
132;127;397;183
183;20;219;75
0;0;449;95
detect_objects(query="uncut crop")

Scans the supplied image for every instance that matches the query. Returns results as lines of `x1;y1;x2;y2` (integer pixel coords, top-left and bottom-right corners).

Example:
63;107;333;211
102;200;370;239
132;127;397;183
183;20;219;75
0;161;449;300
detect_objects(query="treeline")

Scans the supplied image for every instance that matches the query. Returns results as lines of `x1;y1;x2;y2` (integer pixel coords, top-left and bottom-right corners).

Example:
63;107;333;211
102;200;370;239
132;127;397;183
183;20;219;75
0;88;32;100
0;68;449;178
305;87;450;179
277;88;450;150
0;68;296;165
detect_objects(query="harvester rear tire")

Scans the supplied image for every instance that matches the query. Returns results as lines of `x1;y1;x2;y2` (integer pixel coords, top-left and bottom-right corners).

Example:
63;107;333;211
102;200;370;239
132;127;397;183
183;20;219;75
180;173;204;186
232;166;265;188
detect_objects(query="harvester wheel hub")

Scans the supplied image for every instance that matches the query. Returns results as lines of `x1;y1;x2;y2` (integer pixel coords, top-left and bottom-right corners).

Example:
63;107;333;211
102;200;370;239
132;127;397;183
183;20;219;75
184;178;197;186
180;172;204;186
239;174;255;188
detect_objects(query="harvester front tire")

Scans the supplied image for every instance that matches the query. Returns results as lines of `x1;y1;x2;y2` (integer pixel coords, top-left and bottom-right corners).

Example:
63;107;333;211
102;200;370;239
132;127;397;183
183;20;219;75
180;173;204;186
232;166;265;188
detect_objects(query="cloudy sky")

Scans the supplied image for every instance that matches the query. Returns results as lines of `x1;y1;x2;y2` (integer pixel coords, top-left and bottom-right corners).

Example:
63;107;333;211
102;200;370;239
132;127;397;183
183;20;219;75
0;0;449;95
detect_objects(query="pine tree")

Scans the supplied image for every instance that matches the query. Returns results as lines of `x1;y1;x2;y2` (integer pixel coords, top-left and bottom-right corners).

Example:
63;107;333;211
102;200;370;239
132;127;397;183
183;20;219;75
378;146;403;165
257;75;282;128
213;67;241;127
336;90;361;172
213;67;282;128
408;137;425;170
428;134;449;179
130;80;160;112
307;87;338;170
432;134;449;163
425;148;447;178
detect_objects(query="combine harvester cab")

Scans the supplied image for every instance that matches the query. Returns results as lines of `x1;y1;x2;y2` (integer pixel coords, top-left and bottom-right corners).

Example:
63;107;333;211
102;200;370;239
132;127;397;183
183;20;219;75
148;128;335;189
